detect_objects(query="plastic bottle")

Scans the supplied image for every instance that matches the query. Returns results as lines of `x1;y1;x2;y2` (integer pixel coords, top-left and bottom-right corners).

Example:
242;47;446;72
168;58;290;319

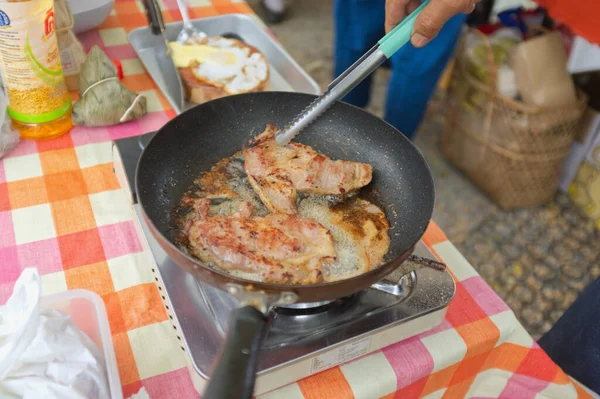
0;0;73;140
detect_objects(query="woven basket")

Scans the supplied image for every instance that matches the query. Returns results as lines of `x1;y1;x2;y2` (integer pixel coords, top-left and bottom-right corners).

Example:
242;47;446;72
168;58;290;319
440;29;587;209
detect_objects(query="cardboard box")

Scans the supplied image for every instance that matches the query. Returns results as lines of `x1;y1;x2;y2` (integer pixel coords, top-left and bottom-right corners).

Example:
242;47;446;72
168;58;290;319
568;36;600;75
569;130;600;230
558;107;600;192
558;71;600;192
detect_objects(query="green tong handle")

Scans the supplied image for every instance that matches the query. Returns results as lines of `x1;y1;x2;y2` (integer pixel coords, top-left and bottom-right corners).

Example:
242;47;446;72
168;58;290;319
378;0;430;58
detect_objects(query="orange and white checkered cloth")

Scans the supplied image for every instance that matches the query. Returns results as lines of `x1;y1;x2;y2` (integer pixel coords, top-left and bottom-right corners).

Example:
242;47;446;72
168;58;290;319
0;1;598;398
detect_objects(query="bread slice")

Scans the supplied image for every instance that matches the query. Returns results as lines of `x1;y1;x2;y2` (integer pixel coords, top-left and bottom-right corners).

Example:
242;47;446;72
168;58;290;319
178;37;270;104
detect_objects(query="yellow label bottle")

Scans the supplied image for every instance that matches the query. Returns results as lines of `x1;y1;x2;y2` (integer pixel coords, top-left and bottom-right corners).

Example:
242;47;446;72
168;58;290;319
0;0;72;140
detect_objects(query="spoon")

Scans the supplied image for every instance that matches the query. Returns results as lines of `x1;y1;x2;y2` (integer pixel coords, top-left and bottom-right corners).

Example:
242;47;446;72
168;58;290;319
175;0;207;44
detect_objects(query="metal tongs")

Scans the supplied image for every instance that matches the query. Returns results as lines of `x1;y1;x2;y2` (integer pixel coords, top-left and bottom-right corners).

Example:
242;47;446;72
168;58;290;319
274;0;430;146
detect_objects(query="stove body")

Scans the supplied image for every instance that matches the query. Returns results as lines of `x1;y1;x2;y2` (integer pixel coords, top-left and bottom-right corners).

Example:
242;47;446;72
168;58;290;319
114;133;455;396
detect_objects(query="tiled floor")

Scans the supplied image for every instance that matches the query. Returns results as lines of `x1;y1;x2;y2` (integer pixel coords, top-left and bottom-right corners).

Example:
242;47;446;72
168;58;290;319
248;0;600;339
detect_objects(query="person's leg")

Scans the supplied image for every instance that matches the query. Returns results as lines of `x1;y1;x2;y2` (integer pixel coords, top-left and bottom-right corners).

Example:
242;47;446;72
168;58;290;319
333;0;386;108
385;13;466;139
538;277;600;394
262;0;286;23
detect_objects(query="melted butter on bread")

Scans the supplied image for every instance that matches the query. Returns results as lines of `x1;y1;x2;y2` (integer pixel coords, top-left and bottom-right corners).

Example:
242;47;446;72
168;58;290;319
168;41;238;67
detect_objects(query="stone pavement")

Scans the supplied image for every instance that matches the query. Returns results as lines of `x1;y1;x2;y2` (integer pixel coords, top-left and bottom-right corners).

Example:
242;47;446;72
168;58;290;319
248;0;600;339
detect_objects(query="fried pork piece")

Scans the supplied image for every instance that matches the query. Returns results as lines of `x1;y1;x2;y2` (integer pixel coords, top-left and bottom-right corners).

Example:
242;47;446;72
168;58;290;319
243;124;373;214
184;198;336;284
195;157;239;199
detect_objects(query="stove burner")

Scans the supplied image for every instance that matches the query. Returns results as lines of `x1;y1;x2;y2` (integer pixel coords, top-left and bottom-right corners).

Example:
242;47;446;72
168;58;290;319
275;295;357;315
278;300;333;311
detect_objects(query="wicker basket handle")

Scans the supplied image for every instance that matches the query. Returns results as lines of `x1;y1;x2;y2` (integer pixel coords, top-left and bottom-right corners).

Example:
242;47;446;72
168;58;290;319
469;28;498;94
454;28;498;163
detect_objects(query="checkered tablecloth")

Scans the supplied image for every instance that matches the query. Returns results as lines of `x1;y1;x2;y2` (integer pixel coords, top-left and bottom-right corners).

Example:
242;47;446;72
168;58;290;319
0;1;598;398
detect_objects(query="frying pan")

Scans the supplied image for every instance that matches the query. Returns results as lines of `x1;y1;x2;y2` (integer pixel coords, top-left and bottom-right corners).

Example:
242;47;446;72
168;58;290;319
136;91;435;399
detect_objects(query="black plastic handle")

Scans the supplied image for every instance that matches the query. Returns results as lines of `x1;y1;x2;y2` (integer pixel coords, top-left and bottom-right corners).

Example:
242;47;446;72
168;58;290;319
141;0;165;36
204;306;269;399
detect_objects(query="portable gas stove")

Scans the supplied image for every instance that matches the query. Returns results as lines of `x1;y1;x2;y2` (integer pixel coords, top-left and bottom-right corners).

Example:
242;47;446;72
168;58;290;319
113;133;456;396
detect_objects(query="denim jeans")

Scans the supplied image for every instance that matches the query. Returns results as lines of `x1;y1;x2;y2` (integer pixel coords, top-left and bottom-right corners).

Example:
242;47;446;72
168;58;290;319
538;276;600;394
333;0;466;139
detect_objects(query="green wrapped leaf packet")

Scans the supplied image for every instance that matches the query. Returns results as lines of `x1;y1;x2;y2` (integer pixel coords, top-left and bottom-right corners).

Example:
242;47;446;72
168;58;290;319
73;46;147;126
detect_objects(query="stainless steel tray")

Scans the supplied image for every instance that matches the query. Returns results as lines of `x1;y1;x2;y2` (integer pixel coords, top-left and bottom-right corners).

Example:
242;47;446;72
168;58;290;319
127;13;321;113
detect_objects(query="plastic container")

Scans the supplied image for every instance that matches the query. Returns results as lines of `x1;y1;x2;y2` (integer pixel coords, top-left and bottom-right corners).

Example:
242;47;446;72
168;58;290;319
40;289;123;399
67;0;114;34
0;0;73;140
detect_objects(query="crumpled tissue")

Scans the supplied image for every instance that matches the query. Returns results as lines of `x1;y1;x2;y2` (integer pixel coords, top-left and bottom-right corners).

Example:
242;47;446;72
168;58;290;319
128;387;151;399
0;268;111;399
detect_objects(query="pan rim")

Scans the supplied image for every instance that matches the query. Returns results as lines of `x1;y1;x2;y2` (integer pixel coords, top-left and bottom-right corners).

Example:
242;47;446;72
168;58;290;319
135;91;436;291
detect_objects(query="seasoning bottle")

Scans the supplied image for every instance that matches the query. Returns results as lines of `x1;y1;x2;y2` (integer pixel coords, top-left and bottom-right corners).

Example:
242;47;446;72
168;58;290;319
0;0;73;140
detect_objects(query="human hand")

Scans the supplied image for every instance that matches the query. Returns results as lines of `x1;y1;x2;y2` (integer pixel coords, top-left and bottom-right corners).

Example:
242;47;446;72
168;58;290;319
385;0;477;47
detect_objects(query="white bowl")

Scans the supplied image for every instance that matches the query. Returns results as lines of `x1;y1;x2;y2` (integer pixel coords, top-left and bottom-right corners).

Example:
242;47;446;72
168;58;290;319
67;0;115;34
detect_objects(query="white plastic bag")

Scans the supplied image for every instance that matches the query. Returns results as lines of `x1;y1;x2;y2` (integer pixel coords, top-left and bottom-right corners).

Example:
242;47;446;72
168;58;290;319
0;269;111;399
464;27;521;99
0;78;20;159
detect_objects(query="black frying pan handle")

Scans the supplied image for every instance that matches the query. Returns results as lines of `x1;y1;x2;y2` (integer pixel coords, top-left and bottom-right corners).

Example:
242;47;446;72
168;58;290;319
204;306;269;399
141;0;165;36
